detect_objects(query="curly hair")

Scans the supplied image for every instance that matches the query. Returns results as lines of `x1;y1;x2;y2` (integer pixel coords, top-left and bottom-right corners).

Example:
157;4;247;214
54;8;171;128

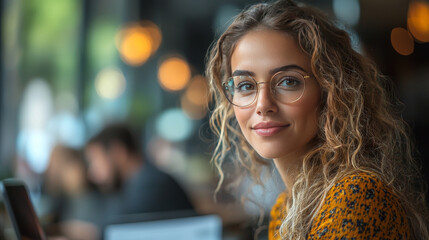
205;0;429;239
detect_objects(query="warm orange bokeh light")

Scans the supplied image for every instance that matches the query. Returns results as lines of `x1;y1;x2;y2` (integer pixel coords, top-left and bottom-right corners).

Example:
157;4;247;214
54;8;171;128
185;75;209;106
391;27;414;56
408;1;429;42
158;57;191;91
144;21;162;54
117;21;162;66
181;94;208;120
119;28;152;65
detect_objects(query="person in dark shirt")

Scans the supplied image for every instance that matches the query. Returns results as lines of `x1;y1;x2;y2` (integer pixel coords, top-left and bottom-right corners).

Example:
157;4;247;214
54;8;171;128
84;123;194;221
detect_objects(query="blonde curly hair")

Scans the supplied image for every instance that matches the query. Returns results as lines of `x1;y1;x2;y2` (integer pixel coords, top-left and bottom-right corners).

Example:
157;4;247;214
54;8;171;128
206;0;429;239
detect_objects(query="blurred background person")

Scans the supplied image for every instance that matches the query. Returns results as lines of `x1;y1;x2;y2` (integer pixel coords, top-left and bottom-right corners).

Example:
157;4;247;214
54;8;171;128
41;144;101;240
84;123;195;224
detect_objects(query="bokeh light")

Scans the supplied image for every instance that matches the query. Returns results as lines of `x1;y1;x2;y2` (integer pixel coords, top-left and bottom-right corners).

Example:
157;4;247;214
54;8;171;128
181;75;209;120
391;27;415;56
158;57;191;91
181;95;207;120
185;75;209;106
156;108;193;142
95;67;126;99
407;1;429;43
18;78;54;173
20;79;53;129
119;28;152;65
19;129;52;173
117;21;162;66
333;0;360;26
144;21;162;54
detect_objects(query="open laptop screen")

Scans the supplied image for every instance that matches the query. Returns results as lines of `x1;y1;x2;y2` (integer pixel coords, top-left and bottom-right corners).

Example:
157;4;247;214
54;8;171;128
104;214;222;240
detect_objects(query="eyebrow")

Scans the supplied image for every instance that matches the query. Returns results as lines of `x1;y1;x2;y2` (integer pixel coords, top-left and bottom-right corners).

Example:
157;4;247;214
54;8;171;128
231;70;254;77
231;64;307;77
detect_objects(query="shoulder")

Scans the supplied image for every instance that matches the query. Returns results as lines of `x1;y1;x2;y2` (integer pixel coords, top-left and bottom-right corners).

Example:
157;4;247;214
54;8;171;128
140;163;190;195
308;172;410;239
325;172;391;204
138;162;170;181
324;172;400;209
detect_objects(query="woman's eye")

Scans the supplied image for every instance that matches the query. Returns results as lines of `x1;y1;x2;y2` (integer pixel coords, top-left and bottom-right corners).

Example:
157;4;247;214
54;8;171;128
236;82;255;92
278;77;301;88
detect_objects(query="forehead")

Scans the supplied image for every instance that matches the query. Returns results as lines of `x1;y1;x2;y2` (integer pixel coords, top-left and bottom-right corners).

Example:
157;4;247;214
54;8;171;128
230;29;311;75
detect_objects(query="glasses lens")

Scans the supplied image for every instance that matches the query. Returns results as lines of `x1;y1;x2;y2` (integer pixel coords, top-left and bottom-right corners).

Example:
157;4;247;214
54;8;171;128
223;76;257;107
271;70;306;104
223;71;307;107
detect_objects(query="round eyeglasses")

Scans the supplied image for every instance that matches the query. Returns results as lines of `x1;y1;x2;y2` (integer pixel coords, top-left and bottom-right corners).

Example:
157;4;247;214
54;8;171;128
222;70;312;107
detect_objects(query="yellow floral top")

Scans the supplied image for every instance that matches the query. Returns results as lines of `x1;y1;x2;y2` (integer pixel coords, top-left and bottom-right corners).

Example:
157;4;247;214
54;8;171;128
269;172;410;239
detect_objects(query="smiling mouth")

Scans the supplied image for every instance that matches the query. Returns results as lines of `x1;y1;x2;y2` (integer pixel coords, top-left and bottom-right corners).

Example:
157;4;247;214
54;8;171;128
253;124;290;137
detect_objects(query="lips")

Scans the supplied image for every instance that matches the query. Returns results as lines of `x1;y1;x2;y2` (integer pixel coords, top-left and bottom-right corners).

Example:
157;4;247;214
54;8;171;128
252;122;289;137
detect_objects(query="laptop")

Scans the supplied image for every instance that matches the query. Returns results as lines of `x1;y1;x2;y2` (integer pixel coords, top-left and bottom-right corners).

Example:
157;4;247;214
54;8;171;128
0;179;47;240
104;212;222;240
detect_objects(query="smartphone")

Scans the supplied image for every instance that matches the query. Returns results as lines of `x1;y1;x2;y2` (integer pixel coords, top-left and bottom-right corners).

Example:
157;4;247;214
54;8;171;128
0;179;46;240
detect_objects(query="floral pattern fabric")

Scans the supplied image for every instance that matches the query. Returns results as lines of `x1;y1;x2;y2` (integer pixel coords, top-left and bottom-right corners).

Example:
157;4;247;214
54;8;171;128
268;173;410;239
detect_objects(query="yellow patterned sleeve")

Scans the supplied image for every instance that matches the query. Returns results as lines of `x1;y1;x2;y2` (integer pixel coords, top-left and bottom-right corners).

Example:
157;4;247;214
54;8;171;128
308;173;410;239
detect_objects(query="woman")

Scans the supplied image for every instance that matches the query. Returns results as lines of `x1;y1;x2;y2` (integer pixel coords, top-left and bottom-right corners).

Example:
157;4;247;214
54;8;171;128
206;0;429;239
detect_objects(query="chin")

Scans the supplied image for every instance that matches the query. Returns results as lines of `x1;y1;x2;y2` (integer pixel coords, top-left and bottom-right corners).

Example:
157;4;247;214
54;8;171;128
253;146;293;160
251;140;309;160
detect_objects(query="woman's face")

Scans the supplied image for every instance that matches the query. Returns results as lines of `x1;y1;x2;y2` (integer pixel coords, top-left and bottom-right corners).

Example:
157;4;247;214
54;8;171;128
230;29;320;160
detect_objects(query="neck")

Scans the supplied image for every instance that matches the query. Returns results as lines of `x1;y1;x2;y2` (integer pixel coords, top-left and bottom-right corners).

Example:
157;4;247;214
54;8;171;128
273;150;305;196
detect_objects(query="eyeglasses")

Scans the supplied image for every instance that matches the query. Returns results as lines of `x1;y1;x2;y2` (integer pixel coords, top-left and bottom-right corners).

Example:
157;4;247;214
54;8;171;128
222;70;312;107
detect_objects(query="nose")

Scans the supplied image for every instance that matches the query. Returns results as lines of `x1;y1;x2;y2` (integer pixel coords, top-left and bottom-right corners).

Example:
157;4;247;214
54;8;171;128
255;83;278;115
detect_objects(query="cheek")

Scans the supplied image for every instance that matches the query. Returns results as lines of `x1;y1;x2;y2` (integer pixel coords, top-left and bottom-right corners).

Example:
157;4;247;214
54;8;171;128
290;96;320;136
233;107;251;133
293;103;318;122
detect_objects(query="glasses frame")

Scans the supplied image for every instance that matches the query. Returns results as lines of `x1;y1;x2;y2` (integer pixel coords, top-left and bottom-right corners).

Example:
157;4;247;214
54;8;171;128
222;70;313;108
